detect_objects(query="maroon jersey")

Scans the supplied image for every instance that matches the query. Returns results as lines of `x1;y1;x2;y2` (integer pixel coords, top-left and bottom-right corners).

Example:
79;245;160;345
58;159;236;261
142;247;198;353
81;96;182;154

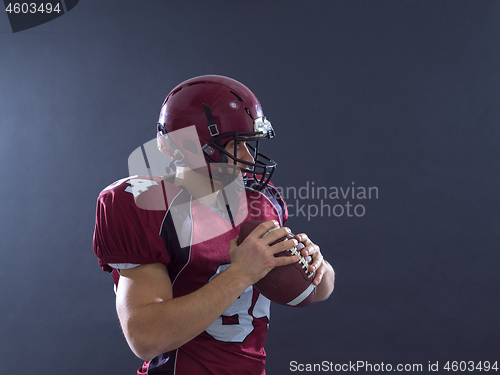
93;176;288;375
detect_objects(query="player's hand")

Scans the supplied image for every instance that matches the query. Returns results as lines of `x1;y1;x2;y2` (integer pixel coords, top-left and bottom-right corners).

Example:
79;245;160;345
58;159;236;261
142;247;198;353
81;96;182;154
295;233;326;286
228;220;300;286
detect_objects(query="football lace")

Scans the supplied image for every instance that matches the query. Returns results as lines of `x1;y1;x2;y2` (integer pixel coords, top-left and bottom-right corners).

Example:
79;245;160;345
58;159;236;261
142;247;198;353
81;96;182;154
287;246;314;278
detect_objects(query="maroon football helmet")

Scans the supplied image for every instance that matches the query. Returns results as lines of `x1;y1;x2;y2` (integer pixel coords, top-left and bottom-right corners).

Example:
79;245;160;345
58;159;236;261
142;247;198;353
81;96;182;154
157;75;277;191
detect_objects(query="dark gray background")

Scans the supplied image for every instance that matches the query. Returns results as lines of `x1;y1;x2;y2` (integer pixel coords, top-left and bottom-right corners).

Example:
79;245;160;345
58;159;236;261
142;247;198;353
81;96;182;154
1;1;499;374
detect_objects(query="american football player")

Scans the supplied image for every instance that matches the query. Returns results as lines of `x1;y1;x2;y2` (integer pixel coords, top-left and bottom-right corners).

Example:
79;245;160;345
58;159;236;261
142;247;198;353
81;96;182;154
93;75;334;374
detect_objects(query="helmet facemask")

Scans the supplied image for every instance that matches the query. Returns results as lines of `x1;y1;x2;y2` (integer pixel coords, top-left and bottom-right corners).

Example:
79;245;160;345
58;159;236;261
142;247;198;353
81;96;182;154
203;117;277;192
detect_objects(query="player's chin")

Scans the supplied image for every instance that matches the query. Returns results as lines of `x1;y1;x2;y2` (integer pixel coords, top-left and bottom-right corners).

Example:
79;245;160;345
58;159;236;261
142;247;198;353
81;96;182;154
237;165;249;172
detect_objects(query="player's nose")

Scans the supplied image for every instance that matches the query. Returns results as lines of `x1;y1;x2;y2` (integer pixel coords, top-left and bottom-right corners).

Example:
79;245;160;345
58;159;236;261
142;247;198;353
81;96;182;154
239;143;254;164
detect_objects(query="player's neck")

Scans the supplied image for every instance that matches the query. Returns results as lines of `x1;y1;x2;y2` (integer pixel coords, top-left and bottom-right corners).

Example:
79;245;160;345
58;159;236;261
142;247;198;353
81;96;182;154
173;166;221;207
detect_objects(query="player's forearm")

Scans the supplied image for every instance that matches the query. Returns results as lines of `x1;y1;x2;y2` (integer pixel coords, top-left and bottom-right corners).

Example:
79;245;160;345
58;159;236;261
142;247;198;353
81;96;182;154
120;266;250;361
314;260;335;302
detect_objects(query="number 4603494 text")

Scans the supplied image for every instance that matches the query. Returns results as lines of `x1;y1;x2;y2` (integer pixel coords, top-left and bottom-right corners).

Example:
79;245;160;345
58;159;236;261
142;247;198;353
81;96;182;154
5;3;61;14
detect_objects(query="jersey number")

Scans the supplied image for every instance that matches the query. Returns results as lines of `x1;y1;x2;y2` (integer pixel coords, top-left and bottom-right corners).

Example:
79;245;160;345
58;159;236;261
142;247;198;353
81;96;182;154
102;176;158;197
205;264;271;343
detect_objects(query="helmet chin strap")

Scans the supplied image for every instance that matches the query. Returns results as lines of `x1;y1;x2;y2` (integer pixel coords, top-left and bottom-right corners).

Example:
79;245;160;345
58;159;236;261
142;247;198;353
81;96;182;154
202;103;229;164
201;103;234;183
203;103;220;137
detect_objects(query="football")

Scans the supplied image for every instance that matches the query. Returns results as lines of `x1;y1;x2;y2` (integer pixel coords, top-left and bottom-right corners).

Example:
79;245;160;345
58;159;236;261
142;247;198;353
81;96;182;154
237;220;316;307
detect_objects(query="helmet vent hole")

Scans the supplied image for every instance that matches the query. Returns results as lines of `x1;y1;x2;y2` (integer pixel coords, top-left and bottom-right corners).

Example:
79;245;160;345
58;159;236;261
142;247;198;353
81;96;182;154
171;87;182;96
230;91;243;102
245;107;253;119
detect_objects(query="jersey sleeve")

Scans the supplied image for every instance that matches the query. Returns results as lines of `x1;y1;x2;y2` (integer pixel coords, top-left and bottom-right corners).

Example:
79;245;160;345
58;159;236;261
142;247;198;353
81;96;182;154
93;187;170;273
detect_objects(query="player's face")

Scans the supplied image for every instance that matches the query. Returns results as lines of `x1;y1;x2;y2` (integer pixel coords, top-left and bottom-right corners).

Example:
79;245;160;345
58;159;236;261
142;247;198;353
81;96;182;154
224;139;254;169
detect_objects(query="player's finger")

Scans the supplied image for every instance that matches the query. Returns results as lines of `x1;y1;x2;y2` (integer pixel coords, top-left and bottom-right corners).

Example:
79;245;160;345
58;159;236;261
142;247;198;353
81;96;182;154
269;237;298;255
312;261;326;285
248;220;281;240
295;233;309;243
308;246;323;273
295;233;311;255
300;243;316;258
272;253;300;268
251;221;291;245
262;227;293;245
